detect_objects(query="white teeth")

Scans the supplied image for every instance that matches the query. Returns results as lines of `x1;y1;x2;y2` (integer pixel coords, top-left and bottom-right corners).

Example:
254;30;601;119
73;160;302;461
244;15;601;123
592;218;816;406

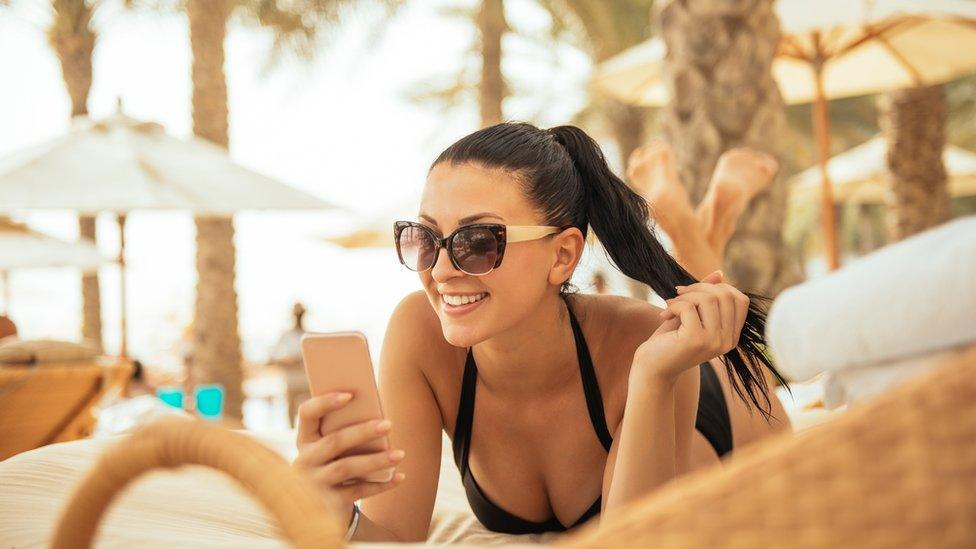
442;293;487;307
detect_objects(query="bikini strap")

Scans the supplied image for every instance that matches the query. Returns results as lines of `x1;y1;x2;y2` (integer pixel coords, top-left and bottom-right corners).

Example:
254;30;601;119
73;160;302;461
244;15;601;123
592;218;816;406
452;349;478;470
565;297;614;450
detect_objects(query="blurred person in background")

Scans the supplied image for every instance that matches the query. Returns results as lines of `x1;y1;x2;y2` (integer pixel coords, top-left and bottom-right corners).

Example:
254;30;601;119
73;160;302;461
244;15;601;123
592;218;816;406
269;302;311;427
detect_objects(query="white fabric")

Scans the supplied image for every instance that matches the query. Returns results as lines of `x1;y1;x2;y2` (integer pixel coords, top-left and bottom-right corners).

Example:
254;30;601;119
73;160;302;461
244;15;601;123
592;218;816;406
766;216;976;386
820;345;969;409
0;219;109;271
0;430;551;548
0;113;335;215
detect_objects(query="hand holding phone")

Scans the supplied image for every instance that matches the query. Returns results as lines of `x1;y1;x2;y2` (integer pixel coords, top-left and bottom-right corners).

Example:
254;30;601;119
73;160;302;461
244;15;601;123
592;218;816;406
292;332;405;509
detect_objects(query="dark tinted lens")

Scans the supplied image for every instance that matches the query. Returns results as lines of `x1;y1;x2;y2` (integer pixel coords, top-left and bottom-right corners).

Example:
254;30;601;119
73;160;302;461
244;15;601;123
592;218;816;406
452;226;499;274
397;225;437;271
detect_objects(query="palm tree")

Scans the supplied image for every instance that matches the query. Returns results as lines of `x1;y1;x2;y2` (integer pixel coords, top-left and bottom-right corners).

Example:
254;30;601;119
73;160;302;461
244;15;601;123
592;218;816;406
184;0;398;421
48;0;102;350
879;85;952;241
655;0;800;296
477;0;507;126
5;0;396;420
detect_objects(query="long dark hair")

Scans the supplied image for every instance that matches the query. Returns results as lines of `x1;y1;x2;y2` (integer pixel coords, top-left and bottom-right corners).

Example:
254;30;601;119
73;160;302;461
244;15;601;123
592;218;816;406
433;121;787;419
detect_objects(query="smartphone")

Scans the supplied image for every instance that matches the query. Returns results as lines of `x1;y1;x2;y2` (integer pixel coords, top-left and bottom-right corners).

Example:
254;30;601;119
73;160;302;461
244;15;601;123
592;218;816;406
300;331;394;483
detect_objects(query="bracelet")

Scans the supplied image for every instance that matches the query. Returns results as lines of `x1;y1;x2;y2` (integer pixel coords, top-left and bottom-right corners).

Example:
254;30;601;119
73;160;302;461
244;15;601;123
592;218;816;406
344;502;361;541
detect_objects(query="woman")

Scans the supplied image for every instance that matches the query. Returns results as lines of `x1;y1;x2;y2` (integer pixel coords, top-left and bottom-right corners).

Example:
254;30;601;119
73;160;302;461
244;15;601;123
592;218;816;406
294;122;790;542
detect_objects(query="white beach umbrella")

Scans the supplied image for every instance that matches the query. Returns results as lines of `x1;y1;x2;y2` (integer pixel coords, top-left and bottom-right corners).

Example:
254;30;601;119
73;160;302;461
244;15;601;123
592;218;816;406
592;0;976;271
0;218;112;315
0;112;336;356
790;136;976;205
0;113;334;214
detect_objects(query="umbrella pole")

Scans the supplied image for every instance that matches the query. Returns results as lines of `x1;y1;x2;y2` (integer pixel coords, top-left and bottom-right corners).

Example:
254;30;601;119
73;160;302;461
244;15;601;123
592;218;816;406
118;214;128;359
812;61;841;271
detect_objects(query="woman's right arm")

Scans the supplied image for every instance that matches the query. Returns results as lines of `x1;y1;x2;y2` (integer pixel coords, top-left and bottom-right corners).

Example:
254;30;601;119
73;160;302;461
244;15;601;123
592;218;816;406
354;291;447;542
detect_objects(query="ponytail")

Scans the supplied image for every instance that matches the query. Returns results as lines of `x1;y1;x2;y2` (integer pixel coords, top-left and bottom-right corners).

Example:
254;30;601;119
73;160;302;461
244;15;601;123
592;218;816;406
434;122;787;419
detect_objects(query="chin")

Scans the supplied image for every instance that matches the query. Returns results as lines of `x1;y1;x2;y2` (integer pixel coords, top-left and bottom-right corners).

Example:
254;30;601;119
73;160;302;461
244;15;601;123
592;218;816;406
436;309;492;348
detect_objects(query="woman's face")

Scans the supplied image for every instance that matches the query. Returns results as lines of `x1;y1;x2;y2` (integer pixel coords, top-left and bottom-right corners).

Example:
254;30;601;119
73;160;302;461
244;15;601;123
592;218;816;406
417;162;578;347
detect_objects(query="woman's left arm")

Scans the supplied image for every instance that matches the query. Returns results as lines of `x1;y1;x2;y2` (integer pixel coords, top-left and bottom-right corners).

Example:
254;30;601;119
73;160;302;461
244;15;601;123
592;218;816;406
602;270;748;513
601;366;697;511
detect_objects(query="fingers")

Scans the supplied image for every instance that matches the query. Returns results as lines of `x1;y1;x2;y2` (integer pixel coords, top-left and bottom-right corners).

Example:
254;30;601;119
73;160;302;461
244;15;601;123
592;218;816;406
678;288;734;350
335;472;406;501
668;291;722;352
664;272;745;353
301;418;393;466
296;392;353;445
664;299;703;337
311;448;406;487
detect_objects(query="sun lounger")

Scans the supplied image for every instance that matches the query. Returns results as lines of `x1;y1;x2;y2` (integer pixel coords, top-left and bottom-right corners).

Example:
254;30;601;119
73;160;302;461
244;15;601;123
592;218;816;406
0;353;131;461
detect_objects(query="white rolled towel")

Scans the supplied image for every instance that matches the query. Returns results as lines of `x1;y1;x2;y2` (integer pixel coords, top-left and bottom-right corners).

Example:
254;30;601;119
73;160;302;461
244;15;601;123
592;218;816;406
766;216;976;383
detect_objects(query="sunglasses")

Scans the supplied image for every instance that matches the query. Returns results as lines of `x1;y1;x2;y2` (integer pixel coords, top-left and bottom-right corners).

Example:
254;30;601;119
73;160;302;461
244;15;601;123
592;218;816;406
393;221;563;276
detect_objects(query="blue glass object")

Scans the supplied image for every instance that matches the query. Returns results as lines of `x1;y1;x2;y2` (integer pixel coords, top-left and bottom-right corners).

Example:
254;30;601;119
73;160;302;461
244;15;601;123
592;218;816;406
156;386;184;409
195;384;224;421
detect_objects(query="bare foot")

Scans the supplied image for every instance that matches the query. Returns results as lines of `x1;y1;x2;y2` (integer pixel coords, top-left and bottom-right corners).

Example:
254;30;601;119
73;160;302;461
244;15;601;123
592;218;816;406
697;148;779;256
627;141;721;279
627;141;695;235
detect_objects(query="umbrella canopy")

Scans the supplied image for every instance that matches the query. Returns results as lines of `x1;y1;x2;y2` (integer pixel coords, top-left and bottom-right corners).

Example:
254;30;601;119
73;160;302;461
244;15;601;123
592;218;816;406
790;137;976;204
593;0;976;107
0;219;110;272
0;113;335;215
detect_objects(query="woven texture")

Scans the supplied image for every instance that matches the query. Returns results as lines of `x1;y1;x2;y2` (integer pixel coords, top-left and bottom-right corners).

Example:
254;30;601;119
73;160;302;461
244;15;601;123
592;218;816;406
0;338;100;364
51;418;346;549
0;359;129;460
559;343;976;549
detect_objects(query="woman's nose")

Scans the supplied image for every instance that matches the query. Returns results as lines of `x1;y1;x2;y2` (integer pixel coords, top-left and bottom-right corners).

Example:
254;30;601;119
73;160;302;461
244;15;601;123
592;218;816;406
431;247;462;283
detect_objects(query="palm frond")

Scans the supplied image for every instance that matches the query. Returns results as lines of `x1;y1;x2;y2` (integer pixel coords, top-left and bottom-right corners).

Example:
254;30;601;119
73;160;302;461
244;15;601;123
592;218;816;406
233;0;403;67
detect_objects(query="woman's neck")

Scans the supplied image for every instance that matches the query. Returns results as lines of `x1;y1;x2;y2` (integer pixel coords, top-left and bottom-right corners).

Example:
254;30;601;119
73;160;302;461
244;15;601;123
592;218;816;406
471;293;581;398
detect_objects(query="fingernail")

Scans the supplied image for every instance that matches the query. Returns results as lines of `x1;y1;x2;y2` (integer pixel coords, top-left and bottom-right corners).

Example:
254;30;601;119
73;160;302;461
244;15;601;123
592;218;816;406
336;392;352;401
376;420;392;432
676;285;686;290
389;449;405;461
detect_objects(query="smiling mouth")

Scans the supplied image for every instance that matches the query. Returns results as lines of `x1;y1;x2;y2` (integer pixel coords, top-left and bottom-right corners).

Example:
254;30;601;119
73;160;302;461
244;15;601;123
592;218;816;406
441;292;489;307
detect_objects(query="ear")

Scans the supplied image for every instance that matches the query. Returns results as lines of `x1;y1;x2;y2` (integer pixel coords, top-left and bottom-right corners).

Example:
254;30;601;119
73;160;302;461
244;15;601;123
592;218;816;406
548;227;585;287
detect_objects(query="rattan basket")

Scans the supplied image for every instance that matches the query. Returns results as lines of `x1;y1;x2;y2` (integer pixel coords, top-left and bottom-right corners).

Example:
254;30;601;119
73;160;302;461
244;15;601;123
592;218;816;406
51;418;345;549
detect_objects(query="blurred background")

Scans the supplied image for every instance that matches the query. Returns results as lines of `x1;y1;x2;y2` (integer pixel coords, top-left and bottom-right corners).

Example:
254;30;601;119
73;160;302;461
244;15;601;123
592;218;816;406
1;0;974;433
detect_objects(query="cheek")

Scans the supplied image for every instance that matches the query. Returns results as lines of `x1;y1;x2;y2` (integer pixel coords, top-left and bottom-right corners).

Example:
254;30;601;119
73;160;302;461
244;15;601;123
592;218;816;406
479;247;552;314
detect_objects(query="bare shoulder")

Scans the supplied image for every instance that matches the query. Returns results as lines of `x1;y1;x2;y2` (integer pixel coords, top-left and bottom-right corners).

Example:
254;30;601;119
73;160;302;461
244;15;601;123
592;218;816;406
569;292;664;343
568;293;667;427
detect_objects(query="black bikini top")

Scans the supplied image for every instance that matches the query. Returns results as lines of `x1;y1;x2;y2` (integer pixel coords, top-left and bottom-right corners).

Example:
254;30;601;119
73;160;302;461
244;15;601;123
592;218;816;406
451;297;612;534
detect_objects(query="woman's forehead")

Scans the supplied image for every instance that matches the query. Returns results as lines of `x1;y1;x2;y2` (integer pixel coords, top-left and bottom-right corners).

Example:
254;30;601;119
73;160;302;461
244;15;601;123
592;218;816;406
420;163;538;228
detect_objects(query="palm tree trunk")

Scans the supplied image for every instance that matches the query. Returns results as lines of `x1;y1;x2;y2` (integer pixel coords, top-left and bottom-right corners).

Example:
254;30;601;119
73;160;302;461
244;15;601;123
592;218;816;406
656;0;800;296
879;85;951;241
477;0;506;127
49;0;102;350
188;0;244;421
